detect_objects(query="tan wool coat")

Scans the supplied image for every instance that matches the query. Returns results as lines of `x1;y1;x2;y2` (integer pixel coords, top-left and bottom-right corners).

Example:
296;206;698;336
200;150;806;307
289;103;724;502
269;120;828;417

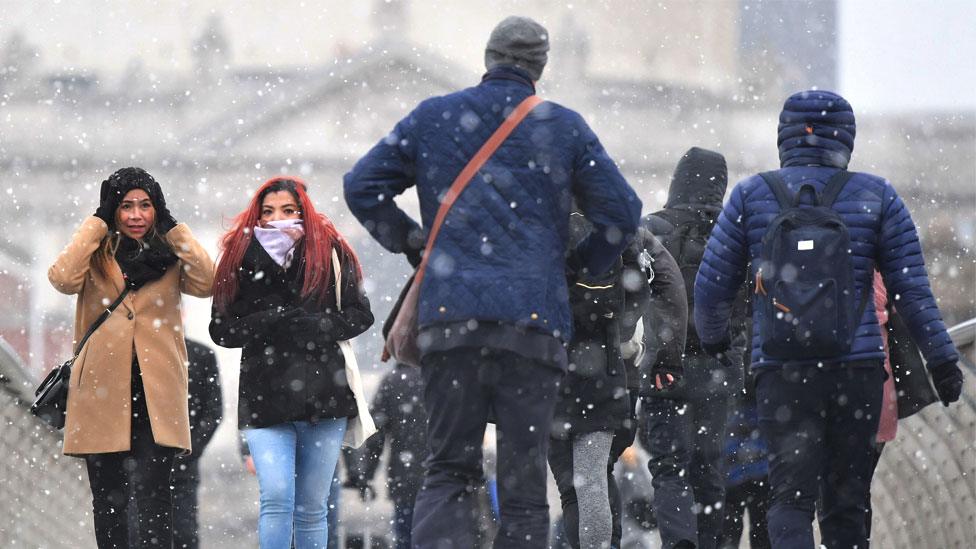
48;216;214;455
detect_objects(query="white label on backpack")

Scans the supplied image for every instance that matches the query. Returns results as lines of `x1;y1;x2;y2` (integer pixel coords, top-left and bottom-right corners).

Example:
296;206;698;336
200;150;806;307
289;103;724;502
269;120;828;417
798;240;814;251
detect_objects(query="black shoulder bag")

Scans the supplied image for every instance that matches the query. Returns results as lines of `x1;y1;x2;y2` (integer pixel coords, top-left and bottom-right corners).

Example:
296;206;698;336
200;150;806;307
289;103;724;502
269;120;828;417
31;287;131;429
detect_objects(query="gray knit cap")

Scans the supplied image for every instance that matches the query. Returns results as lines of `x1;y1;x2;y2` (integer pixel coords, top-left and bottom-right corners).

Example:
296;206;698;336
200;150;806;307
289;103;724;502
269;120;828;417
484;16;550;81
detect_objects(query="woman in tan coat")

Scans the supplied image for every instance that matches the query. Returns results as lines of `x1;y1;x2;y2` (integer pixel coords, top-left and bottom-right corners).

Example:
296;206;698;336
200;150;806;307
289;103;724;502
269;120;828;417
48;167;213;548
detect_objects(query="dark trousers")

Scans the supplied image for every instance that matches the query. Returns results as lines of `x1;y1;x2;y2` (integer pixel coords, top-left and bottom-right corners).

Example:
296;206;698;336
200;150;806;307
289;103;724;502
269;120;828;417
863;442;885;548
172;457;202;549
411;348;561;549
392;496;416;549
640;391;730;549
86;374;175;549
756;365;883;549
720;479;771;549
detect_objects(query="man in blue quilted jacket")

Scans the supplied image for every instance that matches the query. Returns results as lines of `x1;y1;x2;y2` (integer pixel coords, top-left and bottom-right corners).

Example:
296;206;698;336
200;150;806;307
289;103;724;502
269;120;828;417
693;90;963;548
344;16;642;548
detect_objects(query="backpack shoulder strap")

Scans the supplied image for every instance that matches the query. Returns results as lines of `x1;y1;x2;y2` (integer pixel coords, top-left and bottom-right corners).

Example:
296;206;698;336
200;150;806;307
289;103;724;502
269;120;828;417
759;171;792;211
820;170;854;208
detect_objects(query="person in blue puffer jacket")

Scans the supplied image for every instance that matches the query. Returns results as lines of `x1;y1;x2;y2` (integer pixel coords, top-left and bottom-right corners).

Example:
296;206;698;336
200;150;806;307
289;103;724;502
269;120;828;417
344;16;642;548
693;89;963;549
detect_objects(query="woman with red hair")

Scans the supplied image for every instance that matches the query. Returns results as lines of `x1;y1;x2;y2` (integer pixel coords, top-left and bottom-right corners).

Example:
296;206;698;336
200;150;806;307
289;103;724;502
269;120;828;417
210;176;374;548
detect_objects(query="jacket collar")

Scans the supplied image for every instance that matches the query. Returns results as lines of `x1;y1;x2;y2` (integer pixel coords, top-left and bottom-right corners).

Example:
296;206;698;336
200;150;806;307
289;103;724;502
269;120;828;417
481;65;536;93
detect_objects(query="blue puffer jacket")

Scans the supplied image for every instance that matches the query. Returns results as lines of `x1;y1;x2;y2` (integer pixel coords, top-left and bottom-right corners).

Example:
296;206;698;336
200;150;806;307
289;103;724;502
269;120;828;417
694;90;958;371
344;67;642;349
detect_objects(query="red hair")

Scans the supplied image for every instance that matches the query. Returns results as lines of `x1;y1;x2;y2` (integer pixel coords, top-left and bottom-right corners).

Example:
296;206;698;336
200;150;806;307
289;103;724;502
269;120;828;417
213;176;363;313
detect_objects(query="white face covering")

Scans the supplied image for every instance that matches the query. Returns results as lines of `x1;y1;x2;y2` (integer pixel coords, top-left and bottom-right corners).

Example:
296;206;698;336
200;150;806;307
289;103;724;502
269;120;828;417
254;219;304;268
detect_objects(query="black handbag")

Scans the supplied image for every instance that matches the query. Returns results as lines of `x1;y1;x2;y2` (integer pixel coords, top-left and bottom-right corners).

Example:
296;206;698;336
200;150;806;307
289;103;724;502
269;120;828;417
31;288;130;429
887;305;939;419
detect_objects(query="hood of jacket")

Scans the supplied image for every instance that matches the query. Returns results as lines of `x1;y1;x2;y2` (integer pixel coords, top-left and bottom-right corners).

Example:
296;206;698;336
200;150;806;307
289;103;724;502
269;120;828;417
778;89;856;169
664;147;728;208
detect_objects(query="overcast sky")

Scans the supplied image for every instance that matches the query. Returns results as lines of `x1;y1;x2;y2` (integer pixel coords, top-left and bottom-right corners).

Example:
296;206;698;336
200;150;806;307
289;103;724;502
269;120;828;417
839;0;976;113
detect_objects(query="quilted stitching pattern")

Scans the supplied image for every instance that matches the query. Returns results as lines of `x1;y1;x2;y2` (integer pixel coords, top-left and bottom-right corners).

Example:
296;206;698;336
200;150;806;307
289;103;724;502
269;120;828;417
345;75;641;342
694;165;958;370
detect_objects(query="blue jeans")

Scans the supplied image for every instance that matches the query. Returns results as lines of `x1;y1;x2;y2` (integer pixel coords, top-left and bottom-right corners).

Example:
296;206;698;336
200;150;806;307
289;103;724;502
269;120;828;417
246;419;347;549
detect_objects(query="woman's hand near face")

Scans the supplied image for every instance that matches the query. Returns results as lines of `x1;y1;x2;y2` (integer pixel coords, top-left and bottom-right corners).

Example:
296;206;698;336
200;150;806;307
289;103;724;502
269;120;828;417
94;183;121;224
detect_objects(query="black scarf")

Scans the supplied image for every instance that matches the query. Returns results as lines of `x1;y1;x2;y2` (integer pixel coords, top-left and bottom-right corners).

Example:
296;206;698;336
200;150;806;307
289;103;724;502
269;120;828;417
115;235;179;290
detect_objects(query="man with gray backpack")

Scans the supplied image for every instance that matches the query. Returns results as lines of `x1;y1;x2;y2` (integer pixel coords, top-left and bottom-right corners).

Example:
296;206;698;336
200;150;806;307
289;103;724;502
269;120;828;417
694;90;963;548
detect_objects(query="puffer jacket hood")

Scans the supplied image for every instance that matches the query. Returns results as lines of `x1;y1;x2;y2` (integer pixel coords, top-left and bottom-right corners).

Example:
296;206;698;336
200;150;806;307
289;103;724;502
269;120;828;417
778;89;856;169
664;147;728;208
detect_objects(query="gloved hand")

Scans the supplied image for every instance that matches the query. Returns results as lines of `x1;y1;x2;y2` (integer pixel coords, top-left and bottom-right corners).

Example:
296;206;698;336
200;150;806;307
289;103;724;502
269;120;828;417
95;178;123;225
153;188;178;234
289;313;335;338
647;364;684;392
702;337;736;367
929;361;964;406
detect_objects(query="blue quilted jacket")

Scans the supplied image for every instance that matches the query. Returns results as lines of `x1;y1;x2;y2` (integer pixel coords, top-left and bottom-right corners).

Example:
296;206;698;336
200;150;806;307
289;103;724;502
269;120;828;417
694;90;958;371
344;67;641;348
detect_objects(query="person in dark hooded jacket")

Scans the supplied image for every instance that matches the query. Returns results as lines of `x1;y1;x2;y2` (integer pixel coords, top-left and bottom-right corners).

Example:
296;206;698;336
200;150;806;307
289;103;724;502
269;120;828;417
694;90;963;549
616;226;689;547
641;147;747;549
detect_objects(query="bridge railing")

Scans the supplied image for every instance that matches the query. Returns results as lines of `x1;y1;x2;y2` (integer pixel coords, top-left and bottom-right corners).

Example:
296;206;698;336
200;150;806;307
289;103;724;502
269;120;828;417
1;322;974;548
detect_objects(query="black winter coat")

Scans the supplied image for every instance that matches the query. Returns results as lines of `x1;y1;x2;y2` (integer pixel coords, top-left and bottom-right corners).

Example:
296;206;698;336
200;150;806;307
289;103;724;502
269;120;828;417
644;147;746;399
627;228;688;398
210;238;374;429
552;222;680;437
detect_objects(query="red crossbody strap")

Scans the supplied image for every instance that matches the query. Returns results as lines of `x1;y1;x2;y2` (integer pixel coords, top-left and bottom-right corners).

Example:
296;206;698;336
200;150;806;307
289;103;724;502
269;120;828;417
415;94;543;285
